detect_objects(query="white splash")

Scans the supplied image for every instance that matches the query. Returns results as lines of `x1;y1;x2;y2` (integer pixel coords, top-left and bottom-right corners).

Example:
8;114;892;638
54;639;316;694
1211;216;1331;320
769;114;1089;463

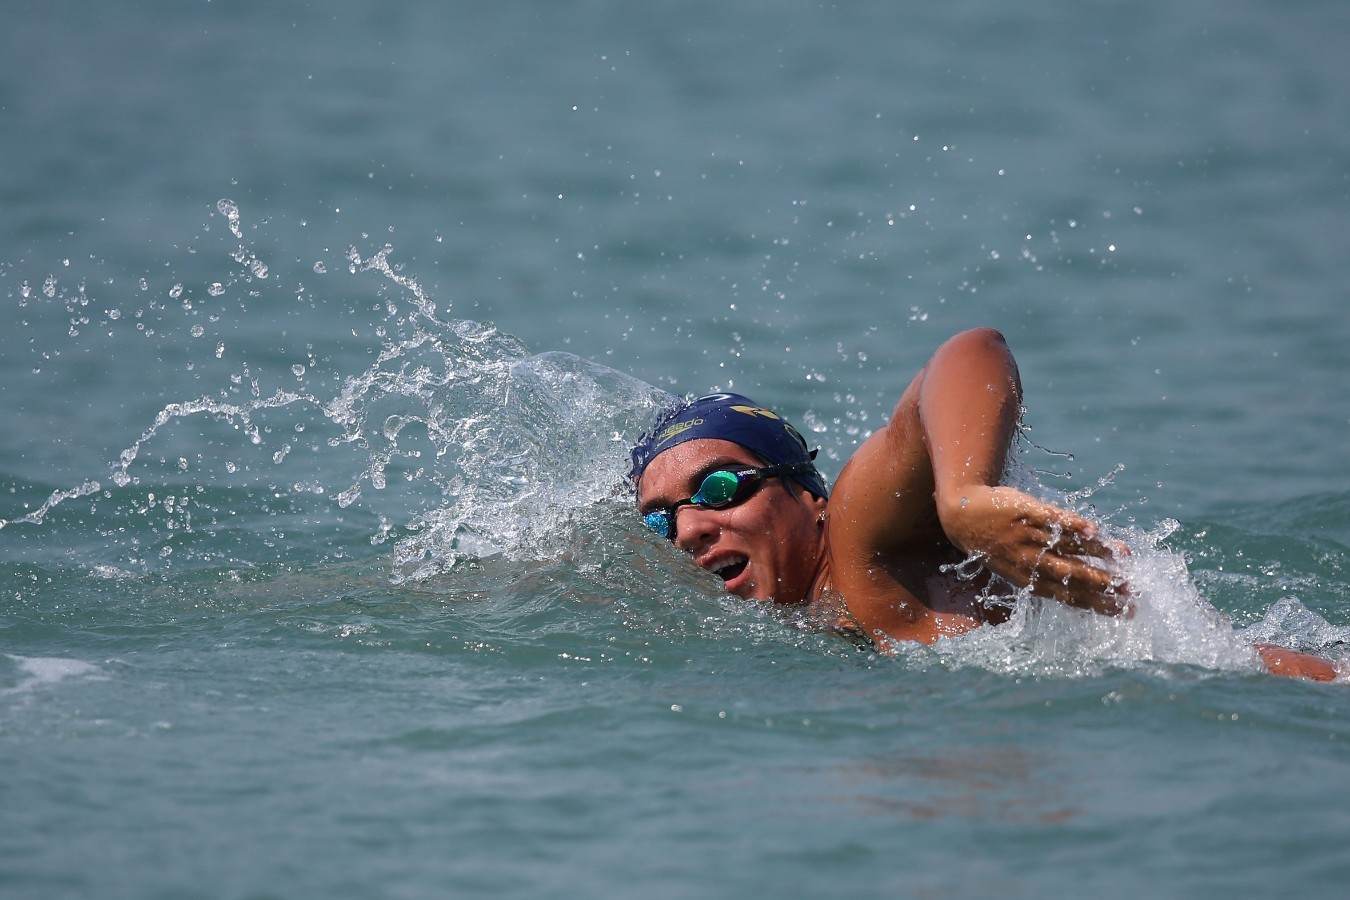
1240;596;1350;652
1;201;668;584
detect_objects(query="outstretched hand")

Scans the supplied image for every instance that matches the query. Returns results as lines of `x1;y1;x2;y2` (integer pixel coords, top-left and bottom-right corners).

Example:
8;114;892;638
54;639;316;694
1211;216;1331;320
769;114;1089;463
938;485;1131;617
1255;644;1339;682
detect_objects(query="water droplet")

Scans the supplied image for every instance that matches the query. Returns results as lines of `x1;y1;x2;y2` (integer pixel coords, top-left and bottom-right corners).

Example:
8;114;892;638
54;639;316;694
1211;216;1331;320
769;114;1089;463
291;364;306;378
190;324;205;337
208;282;225;296
215;342;225;359
225;462;238;474
169;283;183;299
216;198;243;239
312;261;327;274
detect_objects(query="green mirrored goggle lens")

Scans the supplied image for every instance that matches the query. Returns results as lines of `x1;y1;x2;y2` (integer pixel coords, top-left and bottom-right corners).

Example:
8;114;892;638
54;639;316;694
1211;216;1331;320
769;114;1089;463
691;469;742;506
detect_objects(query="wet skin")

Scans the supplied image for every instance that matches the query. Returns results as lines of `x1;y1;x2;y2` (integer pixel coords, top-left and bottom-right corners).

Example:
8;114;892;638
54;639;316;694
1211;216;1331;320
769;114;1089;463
638;329;1337;680
635;439;1011;635
640;329;1119;642
637;440;828;605
822;328;1130;644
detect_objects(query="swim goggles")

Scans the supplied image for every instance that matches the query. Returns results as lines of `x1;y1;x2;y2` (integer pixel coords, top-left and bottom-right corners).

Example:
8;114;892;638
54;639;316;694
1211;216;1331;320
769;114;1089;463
642;462;816;541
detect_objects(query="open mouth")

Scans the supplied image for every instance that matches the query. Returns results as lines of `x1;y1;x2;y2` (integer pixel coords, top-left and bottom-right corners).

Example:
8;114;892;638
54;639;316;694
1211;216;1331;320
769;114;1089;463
710;554;749;584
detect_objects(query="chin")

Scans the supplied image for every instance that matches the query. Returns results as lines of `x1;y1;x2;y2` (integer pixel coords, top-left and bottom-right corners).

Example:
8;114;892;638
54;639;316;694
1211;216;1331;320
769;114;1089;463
733;582;762;601
735;582;771;602
747;581;806;605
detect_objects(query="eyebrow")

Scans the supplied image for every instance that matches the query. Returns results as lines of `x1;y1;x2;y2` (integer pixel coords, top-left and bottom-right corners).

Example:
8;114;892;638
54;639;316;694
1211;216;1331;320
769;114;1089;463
638;456;749;513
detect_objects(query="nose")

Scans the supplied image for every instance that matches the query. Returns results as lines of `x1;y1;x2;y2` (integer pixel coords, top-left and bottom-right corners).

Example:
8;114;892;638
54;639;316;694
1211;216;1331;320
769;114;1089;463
673;504;720;553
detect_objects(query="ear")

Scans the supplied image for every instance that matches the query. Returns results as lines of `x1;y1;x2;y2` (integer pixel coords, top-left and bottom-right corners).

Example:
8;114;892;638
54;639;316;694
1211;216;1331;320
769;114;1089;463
789;483;827;519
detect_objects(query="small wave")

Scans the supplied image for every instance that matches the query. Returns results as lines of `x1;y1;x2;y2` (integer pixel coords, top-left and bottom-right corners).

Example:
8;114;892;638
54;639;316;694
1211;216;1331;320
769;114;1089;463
2;654;100;697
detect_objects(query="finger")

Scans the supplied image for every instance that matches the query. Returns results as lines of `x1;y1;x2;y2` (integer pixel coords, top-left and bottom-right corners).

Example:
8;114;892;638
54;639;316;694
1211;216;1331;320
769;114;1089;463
1046;528;1117;560
1014;519;1115;561
1015;498;1101;541
981;546;1114;604
1024;502;1120;560
1030;555;1132;616
1055;510;1100;538
1029;554;1114;598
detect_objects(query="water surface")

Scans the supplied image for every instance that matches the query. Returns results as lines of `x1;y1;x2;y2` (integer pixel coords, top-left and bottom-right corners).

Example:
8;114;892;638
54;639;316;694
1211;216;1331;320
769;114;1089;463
3;2;1350;897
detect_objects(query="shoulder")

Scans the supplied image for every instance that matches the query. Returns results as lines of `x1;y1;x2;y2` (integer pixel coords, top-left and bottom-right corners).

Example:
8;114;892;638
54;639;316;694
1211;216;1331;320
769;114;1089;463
826;369;936;558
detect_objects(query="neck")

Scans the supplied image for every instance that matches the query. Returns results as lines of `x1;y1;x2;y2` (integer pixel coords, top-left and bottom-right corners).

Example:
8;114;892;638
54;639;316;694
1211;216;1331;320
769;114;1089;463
805;511;831;603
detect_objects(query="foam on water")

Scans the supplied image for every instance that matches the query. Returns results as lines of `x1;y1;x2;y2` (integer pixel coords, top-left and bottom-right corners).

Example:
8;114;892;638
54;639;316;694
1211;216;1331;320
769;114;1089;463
923;522;1266;678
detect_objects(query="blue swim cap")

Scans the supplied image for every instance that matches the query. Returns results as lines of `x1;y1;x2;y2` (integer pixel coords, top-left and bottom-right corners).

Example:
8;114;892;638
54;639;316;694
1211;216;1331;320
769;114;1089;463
629;393;829;499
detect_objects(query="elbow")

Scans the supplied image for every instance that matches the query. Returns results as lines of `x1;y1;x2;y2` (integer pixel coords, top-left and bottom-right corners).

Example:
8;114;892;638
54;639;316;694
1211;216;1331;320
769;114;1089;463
933;327;1022;403
946;326;1009;355
966;326;1006;342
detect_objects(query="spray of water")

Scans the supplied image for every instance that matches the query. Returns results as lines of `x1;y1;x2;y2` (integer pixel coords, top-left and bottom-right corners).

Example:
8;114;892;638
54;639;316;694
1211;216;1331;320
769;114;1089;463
1;200;669;584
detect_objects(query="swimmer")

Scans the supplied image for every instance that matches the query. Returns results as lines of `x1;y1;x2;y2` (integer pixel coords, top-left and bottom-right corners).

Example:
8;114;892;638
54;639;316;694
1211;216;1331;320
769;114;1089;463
630;328;1336;682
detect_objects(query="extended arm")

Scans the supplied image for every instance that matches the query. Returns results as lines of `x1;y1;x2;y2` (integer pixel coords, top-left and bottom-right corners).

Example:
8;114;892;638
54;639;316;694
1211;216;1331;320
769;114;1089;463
919;329;1129;615
826;331;1344;683
827;329;1127;645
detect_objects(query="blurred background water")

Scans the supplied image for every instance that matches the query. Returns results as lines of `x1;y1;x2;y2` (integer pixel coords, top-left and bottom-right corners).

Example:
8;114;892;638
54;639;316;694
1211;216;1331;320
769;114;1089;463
3;1;1349;897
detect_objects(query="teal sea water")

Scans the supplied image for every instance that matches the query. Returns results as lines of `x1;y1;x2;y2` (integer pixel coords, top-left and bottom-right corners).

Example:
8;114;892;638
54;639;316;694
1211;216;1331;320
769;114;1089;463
4;2;1350;896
